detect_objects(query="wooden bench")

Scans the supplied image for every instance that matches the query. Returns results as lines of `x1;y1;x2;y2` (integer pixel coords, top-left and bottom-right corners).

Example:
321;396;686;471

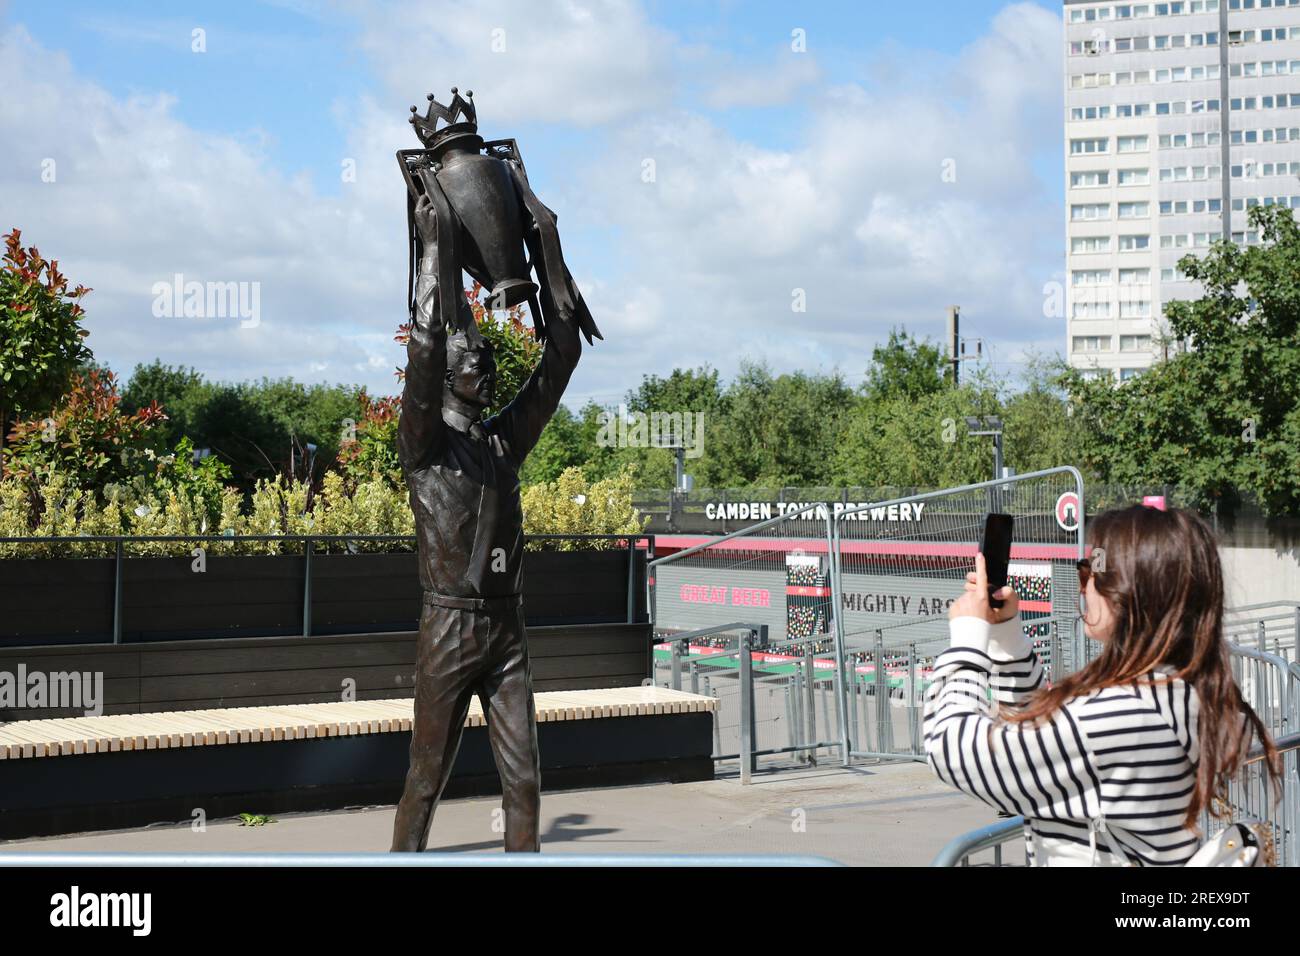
0;687;719;840
0;687;716;759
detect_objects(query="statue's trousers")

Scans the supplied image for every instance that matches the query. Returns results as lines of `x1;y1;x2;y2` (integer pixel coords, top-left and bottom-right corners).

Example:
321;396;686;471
391;595;541;852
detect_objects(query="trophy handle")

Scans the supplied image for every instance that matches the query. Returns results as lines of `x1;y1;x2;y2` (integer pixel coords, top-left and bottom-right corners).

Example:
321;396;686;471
397;149;482;346
396;148;434;199
483;138;529;184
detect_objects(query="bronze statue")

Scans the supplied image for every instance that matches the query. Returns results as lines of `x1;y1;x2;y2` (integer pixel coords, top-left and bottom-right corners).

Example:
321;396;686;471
390;89;600;853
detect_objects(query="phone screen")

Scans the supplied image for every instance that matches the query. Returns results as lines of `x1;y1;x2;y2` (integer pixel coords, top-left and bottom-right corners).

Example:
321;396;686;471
980;513;1014;609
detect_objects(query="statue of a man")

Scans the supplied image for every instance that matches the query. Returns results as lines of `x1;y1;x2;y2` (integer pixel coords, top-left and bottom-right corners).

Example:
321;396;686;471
390;192;585;853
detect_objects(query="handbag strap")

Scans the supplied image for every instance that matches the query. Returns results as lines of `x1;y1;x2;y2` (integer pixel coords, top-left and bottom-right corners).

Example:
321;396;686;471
1089;814;1134;866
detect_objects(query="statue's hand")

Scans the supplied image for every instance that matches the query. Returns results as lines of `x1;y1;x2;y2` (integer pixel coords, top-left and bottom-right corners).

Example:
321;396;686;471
413;193;438;247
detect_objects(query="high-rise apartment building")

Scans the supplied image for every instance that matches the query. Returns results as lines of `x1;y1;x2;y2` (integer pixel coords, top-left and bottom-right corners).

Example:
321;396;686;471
1064;0;1300;380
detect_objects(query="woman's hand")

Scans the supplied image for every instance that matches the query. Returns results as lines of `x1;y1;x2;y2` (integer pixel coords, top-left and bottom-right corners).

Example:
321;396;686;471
948;552;1019;624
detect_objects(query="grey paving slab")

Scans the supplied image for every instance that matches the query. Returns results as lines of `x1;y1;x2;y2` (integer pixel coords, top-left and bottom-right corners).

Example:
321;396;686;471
0;762;1006;866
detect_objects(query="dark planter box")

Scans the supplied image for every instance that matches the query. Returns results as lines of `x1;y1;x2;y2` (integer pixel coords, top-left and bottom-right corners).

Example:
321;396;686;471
0;623;655;720
0;547;648;647
0;711;714;840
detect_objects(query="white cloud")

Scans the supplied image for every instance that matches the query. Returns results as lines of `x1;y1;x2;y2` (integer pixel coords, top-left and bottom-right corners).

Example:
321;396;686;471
354;0;679;128
0;1;1067;411
557;2;1066;396
0;24;408;391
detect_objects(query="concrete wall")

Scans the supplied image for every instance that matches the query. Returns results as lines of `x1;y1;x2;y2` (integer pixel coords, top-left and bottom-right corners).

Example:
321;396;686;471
1220;545;1300;607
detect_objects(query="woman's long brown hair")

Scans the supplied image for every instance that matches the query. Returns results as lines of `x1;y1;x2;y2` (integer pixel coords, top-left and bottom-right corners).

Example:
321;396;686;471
1004;505;1281;830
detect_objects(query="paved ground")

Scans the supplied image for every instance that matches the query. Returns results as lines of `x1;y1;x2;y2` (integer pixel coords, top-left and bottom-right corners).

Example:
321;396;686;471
0;761;1003;865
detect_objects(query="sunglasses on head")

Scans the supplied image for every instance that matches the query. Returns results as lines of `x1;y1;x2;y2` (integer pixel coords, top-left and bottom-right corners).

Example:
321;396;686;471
1076;558;1099;591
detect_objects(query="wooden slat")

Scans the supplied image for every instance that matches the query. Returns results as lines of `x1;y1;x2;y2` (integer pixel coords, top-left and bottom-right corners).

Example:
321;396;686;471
0;687;714;760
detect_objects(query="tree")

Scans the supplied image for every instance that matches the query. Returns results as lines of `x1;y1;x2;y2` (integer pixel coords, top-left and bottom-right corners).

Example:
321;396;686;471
705;362;855;487
337;389;402;484
1000;353;1091;477
519;403;586;485
830;382;998;489
1066;204;1300;515
862;328;947;404
0;229;94;461
121;361;206;449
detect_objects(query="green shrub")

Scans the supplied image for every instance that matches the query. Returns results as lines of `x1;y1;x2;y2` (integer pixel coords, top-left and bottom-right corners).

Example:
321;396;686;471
521;467;645;550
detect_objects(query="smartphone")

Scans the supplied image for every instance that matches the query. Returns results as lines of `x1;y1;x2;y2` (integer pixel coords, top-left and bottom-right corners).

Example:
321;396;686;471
980;513;1014;609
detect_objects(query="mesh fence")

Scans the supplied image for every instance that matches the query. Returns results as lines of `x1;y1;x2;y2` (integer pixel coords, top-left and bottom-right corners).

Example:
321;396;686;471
650;504;834;646
652;627;840;773
1207;645;1300;867
831;468;1086;664
1224;603;1300;665
829;468;1087;760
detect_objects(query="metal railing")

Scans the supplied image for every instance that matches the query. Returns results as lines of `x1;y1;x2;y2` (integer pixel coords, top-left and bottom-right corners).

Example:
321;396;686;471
0;852;842;868
0;532;655;642
836;614;1078;763
1215;643;1299;866
651;621;843;784
1224;602;1300;664
829;467;1087;765
933;731;1300;867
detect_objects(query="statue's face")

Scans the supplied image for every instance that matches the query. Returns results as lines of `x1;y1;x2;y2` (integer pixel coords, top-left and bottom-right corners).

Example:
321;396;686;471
445;343;496;408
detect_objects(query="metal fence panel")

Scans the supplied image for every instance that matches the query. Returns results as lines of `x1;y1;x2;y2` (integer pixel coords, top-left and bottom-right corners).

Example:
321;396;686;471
1209;645;1300;867
830;467;1087;762
651;624;842;778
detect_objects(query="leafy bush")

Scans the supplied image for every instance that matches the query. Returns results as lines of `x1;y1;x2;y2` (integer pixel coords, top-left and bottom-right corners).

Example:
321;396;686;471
521;467;646;550
337;390;402;484
3;368;167;489
0;228;94;451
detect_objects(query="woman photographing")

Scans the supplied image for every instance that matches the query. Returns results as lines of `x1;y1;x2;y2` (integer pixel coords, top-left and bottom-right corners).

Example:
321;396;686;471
923;505;1281;866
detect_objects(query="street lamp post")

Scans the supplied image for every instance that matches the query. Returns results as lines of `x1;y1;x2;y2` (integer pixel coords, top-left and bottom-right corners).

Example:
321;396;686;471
965;415;1007;512
963;415;1004;482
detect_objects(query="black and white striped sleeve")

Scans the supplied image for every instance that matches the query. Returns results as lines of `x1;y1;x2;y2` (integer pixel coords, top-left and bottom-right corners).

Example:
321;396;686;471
922;615;1098;823
969;614;1046;710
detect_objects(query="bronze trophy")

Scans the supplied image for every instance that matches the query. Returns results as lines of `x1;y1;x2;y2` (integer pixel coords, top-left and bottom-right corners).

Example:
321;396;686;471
397;88;601;347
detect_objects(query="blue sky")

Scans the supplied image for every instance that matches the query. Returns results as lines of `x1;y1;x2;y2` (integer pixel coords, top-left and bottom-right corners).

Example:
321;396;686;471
2;1;1068;406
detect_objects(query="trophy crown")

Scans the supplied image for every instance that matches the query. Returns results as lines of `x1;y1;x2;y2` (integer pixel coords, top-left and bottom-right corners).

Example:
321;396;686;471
409;87;478;150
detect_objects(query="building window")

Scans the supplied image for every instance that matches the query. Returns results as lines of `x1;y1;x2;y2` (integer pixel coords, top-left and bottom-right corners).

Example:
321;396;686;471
1071;170;1110;188
1117;135;1149;153
1119;268;1151;285
1119;234;1151;251
1072;269;1113;286
1072;203;1112;221
1118;168;1150;185
1072;236;1113;254
1071;137;1110;155
1120;335;1153;352
1073;301;1115;319
1120;301;1152;318
1073;336;1113;353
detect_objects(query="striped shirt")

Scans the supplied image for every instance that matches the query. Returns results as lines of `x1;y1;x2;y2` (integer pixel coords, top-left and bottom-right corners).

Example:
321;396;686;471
923;614;1202;866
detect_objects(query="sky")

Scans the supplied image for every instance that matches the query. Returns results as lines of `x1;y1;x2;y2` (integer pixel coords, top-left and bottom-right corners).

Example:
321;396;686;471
0;0;1067;408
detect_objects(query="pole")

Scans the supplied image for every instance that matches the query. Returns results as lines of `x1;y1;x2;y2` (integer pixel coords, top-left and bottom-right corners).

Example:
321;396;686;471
739;628;755;784
302;537;313;638
947;306;961;386
113;538;124;645
803;644;816;751
625;537;635;623
828;510;852;766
